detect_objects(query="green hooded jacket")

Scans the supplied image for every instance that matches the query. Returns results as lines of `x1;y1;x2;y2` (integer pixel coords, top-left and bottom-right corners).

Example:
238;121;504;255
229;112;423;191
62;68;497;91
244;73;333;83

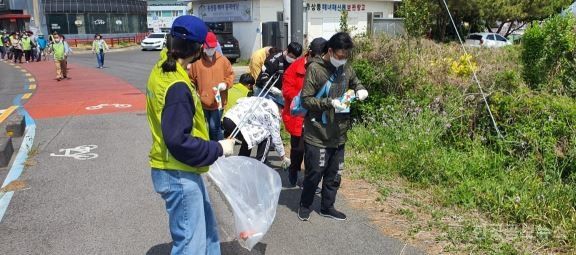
301;56;365;148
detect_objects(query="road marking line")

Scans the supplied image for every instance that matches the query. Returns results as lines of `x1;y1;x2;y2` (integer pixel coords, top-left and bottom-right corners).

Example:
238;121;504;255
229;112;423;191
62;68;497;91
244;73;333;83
0;106;18;123
29;84;36;90
20;69;26;73
0;106;36;223
25;73;31;77
28;78;35;82
21;93;32;100
0;109;4;115
14;66;21;69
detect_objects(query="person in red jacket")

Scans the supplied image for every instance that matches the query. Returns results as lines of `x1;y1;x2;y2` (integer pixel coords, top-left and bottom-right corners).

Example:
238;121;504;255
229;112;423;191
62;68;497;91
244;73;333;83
282;38;328;187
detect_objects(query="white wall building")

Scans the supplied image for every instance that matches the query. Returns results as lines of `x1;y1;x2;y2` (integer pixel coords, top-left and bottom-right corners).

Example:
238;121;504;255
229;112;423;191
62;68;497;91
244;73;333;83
191;0;401;60
148;0;189;32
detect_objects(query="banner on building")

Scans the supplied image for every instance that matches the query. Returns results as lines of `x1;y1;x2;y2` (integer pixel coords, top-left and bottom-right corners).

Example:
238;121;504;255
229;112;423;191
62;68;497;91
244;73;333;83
198;1;251;22
307;3;366;12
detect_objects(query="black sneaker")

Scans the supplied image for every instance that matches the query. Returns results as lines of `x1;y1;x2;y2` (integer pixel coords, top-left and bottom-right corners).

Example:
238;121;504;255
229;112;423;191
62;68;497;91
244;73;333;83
319;208;347;221
298;206;312;221
288;170;298;187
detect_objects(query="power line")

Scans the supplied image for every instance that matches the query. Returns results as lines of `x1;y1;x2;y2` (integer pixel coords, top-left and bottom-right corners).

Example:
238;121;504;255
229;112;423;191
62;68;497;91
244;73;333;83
441;0;503;138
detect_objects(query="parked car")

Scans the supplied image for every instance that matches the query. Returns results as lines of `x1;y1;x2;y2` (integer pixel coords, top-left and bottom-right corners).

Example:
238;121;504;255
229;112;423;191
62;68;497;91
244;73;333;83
465;33;512;48
216;33;240;63
141;33;167;51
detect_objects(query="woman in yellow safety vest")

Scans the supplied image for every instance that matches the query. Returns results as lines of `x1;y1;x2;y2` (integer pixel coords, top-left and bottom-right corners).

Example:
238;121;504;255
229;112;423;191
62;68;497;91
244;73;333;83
145;15;234;255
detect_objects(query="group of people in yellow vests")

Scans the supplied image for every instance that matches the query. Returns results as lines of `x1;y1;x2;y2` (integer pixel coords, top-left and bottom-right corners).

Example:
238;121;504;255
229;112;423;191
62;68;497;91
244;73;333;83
146;15;369;254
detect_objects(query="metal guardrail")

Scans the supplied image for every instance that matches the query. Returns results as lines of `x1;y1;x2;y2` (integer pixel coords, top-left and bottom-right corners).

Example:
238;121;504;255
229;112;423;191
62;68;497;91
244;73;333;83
68;32;148;47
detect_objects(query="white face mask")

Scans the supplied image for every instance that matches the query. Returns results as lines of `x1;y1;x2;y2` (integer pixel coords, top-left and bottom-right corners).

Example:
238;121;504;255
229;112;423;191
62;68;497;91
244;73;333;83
204;48;216;57
285;55;295;64
330;53;347;68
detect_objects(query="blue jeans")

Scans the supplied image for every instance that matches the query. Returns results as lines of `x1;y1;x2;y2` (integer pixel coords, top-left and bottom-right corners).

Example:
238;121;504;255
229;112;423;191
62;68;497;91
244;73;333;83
151;169;221;255
96;50;104;67
204;109;224;141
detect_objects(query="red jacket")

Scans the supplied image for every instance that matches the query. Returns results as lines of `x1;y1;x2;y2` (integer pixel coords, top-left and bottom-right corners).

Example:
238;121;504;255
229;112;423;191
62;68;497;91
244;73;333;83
282;56;306;137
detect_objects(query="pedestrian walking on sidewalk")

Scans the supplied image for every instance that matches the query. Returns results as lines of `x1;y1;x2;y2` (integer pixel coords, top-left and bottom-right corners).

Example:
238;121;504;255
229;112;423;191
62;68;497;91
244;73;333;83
282;37;328;187
297;32;369;222
36;34;47;61
22;32;33;63
146;15;234;255
11;33;23;64
188;31;235;141
0;31;6;60
49;34;70;81
92;34;109;68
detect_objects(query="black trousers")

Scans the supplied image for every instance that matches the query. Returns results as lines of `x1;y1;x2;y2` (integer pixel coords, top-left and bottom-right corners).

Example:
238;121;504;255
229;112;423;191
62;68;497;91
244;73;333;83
289;135;305;174
222;117;270;162
13;49;22;63
300;143;345;210
24;50;32;62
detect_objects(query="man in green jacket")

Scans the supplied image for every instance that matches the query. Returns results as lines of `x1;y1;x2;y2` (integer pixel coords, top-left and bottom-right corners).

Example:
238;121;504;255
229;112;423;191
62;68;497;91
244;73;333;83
298;32;369;221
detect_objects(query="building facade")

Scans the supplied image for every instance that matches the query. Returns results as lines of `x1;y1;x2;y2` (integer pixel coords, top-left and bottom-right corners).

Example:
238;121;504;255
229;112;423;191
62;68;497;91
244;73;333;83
43;0;147;36
147;0;189;33
0;0;34;33
191;0;401;60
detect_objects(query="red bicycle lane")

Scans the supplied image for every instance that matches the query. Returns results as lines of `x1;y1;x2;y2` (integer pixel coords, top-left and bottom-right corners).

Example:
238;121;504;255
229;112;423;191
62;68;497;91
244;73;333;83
20;61;145;119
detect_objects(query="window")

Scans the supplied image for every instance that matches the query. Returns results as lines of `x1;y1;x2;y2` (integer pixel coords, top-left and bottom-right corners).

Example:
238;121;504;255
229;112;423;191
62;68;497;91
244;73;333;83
162;11;171;17
152;11;161;17
467;34;483;40
373;12;383;18
487;34;495;40
172;10;181;17
495;35;507;42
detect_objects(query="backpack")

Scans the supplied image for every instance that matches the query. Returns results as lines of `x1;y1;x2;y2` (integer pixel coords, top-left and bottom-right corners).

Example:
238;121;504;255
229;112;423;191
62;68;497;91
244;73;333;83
290;71;338;117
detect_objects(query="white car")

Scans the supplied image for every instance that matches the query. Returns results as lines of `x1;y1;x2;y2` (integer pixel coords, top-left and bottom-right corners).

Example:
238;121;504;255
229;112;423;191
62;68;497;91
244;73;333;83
141;33;167;51
465;33;512;48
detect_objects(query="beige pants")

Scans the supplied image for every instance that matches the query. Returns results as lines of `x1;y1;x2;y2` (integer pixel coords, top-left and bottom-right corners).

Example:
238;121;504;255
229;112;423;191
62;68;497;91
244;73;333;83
55;59;67;79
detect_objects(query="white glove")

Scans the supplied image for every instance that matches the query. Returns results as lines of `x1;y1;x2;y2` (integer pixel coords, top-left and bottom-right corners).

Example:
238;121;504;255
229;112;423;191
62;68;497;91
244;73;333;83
280;156;291;170
217;82;227;91
218;139;235;157
269;87;282;96
356;89;369;101
331;99;347;112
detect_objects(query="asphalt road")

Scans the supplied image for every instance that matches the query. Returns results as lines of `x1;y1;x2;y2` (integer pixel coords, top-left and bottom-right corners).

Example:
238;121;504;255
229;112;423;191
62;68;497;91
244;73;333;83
0;61;27;109
0;50;425;255
69;50;247;92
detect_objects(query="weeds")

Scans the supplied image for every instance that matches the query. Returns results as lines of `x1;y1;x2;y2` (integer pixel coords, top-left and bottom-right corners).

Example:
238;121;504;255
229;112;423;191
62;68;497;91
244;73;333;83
347;32;576;253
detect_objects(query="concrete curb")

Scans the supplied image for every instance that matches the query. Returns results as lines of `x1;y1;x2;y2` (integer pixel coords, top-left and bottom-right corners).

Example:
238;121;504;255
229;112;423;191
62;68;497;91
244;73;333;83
0;136;13;168
5;115;25;138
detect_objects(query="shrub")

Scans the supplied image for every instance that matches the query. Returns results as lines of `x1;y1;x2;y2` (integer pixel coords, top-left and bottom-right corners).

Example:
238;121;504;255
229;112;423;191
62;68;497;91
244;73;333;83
521;15;576;97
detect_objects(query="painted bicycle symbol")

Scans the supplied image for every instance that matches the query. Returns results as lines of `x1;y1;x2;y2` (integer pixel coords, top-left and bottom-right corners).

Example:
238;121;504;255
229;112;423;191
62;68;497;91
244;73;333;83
50;145;99;160
85;104;132;111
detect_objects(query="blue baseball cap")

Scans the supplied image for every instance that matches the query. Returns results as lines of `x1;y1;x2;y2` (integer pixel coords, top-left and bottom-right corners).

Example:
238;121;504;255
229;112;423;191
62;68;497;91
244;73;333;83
170;15;208;43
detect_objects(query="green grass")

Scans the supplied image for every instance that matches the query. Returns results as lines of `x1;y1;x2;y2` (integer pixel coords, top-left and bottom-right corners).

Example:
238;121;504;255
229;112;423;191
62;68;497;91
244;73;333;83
233;59;249;66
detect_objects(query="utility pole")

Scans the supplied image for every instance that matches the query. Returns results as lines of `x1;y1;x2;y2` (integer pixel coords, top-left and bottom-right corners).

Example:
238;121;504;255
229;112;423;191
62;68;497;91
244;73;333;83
290;0;303;46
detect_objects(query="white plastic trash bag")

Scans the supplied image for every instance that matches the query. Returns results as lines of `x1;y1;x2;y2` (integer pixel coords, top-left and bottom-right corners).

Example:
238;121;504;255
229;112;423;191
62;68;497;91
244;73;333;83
207;156;282;250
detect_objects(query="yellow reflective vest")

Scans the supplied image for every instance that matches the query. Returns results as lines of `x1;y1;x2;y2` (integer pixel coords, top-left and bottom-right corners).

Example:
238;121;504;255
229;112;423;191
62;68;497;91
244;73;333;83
146;49;210;173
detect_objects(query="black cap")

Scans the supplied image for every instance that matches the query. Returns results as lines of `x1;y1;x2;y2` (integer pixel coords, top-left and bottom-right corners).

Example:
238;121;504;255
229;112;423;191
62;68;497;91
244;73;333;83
309;38;328;56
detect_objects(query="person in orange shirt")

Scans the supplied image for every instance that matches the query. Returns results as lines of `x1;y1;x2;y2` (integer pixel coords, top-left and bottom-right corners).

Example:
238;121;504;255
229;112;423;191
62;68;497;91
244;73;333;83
189;32;235;141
